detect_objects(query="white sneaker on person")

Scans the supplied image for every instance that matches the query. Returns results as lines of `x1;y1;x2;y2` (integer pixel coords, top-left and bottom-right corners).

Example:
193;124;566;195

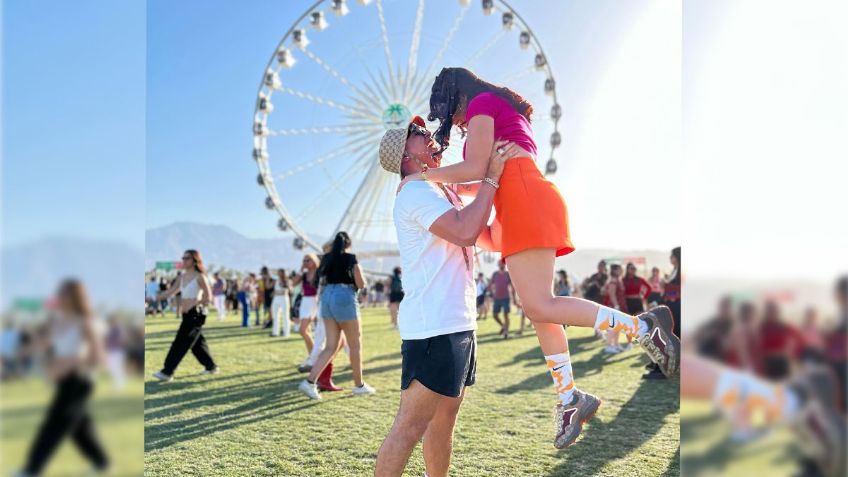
152;371;173;382
298;379;322;400
201;367;220;375
603;346;622;354
352;382;376;396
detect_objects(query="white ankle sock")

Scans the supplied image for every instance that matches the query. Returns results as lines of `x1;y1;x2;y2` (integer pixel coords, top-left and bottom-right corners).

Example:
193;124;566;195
545;352;575;404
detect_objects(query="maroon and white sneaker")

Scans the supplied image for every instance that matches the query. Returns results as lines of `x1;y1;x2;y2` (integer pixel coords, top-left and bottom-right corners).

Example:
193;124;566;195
637;306;679;378
789;366;847;477
554;389;602;449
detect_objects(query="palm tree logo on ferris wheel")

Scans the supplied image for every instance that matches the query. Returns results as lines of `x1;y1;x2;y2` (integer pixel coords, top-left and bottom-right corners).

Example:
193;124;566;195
382;104;412;129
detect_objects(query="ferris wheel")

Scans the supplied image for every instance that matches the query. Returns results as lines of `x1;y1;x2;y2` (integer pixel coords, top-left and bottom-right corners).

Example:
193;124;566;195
252;0;562;268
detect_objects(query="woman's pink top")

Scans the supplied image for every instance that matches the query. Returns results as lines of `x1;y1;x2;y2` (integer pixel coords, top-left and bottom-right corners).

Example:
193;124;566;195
462;92;537;160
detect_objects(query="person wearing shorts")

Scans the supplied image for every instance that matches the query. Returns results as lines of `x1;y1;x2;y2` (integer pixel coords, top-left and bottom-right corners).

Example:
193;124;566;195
490;260;515;338
374;114;512;477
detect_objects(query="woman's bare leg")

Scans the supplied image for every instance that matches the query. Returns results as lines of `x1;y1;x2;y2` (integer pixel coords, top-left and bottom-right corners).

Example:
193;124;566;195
299;318;314;354
339;320;364;387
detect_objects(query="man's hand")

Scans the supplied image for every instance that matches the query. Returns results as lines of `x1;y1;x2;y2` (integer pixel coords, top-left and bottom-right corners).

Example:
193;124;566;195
485;140;521;182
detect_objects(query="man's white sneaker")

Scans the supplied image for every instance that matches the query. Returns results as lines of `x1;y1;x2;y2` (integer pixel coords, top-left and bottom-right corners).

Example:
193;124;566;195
603;346;622;354
152;371;173;382
201;367;220;375
352;383;376;396
298;379;321;400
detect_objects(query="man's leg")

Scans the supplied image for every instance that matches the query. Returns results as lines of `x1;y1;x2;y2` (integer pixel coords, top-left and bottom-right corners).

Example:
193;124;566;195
422;389;465;477
375;380;444;477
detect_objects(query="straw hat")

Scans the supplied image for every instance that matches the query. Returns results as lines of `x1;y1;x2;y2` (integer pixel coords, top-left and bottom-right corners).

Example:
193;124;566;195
378;116;426;174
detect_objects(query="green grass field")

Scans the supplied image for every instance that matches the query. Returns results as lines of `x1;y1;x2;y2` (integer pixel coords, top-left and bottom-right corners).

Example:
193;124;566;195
144;308;679;476
1;377;144;477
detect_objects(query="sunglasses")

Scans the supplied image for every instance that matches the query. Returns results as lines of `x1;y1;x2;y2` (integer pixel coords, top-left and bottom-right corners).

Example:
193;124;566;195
182;256;191;261
408;122;430;138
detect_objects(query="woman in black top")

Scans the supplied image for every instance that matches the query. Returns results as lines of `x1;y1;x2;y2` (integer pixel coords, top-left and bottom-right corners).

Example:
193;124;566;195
298;232;375;399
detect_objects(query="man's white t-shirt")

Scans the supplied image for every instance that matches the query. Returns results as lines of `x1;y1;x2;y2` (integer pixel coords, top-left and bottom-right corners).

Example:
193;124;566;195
393;181;477;340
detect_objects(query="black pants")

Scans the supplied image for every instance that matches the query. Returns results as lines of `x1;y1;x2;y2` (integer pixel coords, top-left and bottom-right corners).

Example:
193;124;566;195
162;308;216;376
626;298;645;315
24;372;109;475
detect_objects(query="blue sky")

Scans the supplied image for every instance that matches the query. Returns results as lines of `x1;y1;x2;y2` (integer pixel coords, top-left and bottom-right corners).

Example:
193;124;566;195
2;1;145;250
146;0;680;250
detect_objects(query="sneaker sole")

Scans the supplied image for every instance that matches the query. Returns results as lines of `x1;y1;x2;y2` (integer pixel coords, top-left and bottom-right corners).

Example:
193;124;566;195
555;398;602;449
640;306;680;377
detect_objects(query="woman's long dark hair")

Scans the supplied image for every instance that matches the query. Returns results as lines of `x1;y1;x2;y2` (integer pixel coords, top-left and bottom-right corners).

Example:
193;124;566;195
57;279;94;320
185;249;206;273
428;67;534;148
318;231;352;278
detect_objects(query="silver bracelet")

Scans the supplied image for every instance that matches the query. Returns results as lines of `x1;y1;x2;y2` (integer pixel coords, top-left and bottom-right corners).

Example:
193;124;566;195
482;177;499;189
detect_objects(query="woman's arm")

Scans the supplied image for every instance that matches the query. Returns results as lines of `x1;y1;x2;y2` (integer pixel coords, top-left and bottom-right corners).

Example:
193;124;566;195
197;274;213;307
353;264;366;290
157;278;180;301
82;319;105;369
417;116;494;184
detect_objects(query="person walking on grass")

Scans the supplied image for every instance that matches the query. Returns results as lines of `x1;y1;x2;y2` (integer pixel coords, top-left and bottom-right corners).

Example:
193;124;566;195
238;274;253;328
212;272;227;322
601;264;629;354
396;67;679;448
271;268;291;337
152;250;218;382
490;259;516;338
387;267;404;329
374;115;518;477
291;254;321;371
299;232;373;399
475;272;487;320
15;280;110;477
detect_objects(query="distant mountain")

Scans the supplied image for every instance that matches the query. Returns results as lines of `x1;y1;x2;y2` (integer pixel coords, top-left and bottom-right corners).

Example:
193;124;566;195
1;237;144;310
146;222;673;280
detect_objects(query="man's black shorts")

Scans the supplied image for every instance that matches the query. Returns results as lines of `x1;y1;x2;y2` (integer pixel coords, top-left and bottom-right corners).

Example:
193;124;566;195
401;330;476;398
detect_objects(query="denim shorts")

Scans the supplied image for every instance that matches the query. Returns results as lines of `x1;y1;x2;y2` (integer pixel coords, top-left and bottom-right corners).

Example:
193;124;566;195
320;284;360;322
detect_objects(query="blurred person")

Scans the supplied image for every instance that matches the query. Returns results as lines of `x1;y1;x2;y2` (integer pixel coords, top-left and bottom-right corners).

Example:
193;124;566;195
212;272;227;322
238;274;253;328
299;232;373;399
823;276;847;413
475;272;487;320
692;296;734;362
158;277;168;316
373;280;385;308
760;301;798;380
490;259;516;338
663;247;681;333
647;267;664;307
152;250;218;382
291;254;321;372
388;267;404;329
581;260;608;304
682;351;845;477
172;271;183;317
799;306;825;356
622;262;651;315
260;266;275;328
271;269;291;337
226;277;238;313
602;264;627;354
395;82;680;448
554;269;571;297
1;322;22;380
375;118;516;476
15;280;110;477
247;272;260;325
104;316;126;390
727;302;764;374
145;276;160;315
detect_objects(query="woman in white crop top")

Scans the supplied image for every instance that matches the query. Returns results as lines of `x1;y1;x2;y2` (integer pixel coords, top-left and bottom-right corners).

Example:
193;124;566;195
17;279;110;476
152;249;218;382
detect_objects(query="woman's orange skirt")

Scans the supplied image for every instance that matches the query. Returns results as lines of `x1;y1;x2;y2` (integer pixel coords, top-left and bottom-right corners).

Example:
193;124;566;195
492;157;574;258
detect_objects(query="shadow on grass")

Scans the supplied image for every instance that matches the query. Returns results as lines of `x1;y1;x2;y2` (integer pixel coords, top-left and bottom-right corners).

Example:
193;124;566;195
547;378;679;477
144;371;320;451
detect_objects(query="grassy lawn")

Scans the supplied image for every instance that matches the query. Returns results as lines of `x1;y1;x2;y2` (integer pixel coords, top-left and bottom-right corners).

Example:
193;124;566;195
144;308;679;476
1;377;144;476
681;401;798;477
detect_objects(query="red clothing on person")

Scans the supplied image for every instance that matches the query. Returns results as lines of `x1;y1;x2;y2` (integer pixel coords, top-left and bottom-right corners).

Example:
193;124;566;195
622;276;651;300
760;321;796;356
603;277;628;313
